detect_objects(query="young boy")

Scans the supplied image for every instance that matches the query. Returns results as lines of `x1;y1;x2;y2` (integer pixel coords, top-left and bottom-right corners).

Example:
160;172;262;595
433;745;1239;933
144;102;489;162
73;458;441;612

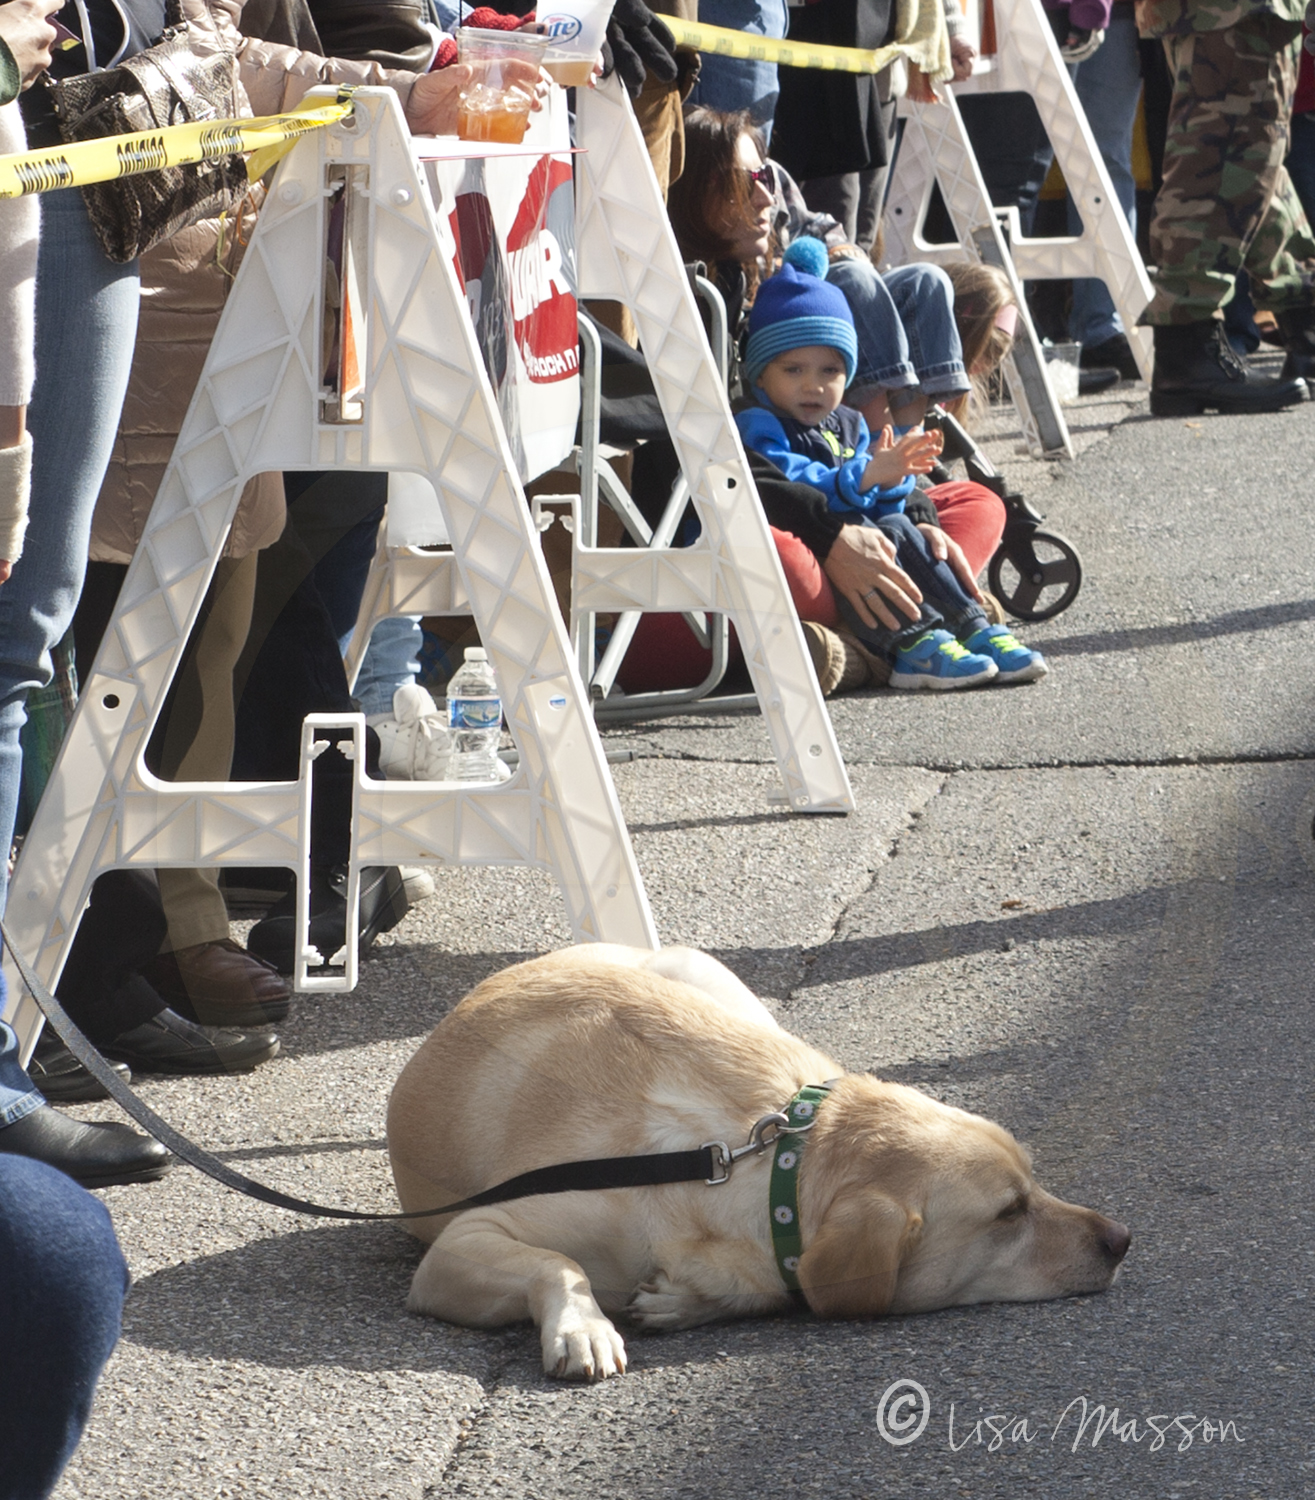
735;241;1047;689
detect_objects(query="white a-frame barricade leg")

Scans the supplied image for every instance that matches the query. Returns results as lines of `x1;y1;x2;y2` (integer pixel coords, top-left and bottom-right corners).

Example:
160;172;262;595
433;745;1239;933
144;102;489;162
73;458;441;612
886;0;1154;449
881;0;1151;399
568;76;852;813
887;84;1074;457
969;0;1153;378
4;88;658;1054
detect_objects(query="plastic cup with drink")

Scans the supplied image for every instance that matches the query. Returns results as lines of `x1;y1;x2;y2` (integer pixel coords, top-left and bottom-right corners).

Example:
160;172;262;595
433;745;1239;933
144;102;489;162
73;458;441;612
456;27;550;145
538;0;613;87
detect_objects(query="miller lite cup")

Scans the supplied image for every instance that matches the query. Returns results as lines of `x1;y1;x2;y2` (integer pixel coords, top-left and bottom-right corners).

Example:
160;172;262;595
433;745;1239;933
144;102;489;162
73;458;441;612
539;0;612;87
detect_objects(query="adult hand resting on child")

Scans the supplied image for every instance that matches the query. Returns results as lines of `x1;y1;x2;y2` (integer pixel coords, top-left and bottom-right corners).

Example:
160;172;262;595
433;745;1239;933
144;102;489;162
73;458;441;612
822;523;923;632
916;522;986;604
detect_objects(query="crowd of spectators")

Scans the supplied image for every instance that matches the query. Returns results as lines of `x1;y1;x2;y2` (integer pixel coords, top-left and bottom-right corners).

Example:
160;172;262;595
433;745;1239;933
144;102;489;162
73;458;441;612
1;0;1313;1491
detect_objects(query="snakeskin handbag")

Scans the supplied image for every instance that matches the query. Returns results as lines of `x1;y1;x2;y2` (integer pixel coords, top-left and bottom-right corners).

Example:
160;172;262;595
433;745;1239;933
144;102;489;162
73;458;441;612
46;5;247;264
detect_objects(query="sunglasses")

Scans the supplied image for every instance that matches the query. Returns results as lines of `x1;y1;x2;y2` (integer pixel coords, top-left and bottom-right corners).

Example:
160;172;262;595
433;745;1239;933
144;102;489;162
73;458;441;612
743;164;772;191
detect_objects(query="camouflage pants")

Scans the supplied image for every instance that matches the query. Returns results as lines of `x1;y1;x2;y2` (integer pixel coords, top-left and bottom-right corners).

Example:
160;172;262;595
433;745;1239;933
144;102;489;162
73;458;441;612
1145;12;1315;323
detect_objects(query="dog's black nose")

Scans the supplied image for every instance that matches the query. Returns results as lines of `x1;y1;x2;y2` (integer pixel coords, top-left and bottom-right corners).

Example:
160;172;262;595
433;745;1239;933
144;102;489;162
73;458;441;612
1099;1218;1132;1262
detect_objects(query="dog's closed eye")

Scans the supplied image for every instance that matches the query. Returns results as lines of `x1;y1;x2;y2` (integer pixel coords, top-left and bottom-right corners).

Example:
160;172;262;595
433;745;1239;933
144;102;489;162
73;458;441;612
996;1195;1030;1222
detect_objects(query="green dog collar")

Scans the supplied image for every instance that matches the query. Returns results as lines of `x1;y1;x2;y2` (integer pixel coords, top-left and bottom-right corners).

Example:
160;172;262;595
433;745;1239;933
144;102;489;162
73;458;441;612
769;1082;834;1294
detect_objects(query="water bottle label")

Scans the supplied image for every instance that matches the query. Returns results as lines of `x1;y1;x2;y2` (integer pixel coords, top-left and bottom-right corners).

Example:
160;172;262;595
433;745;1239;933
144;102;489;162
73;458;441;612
448;694;502;731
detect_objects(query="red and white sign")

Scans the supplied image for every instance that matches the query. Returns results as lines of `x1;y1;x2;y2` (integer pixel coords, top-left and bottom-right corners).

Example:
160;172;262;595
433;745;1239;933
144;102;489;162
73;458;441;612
421;94;580;482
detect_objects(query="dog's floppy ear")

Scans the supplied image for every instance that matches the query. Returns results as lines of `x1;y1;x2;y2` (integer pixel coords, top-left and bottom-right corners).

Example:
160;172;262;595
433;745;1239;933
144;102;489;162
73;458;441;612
796;1188;923;1318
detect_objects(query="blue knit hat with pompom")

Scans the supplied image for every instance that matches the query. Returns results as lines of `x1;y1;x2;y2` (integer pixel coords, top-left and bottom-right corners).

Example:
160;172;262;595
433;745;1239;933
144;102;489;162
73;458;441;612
744;238;858;387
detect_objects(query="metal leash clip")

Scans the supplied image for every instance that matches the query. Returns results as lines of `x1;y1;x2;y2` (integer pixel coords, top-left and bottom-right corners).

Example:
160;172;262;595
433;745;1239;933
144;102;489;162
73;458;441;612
702;1111;793;1185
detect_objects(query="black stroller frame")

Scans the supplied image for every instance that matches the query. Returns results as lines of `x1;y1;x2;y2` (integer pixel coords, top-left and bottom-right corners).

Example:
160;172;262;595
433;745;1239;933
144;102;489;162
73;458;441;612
925;404;1084;622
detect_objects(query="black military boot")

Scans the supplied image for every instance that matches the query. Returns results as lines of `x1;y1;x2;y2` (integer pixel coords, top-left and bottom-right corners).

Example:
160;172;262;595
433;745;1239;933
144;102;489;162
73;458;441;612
1150;320;1309;416
1275;305;1315;381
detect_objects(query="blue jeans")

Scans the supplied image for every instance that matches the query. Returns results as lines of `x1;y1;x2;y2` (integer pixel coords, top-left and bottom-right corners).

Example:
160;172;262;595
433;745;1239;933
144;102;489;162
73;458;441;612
828;259;970;401
354;615;423;718
1067;7;1143;346
0;1004;42;1127
0;191;140;913
0;1154;129;1500
836;511;987;657
686;0;789;135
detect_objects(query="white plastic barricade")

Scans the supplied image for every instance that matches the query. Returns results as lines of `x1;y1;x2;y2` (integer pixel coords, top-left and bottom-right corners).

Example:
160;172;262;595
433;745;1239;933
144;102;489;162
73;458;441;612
569;77;852;812
3;87;660;1053
351;73;854;816
889;83;1076;456
886;0;1154;450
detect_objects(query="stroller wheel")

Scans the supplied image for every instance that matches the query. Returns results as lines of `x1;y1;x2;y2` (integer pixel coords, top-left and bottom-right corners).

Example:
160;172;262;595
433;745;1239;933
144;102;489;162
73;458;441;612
988;530;1083;621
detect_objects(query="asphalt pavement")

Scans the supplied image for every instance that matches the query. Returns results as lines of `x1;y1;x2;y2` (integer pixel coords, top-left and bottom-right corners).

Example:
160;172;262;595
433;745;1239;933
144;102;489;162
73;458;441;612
53;381;1315;1499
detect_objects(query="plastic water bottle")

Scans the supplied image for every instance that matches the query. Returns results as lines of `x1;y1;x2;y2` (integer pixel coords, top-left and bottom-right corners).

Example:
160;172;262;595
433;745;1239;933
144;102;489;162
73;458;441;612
446;647;503;782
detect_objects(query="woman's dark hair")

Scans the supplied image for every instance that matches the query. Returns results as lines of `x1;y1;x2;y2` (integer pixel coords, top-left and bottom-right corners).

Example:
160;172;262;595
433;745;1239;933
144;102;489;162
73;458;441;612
668;106;768;266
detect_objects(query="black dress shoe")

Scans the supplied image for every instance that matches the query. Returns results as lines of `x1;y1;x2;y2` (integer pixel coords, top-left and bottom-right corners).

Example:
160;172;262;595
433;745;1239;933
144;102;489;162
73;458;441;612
1081;333;1141;381
0;1104;171;1189
29;1032;131;1103
247;865;411;975
1077;366;1120;396
102;1008;280;1075
1150;320;1309;415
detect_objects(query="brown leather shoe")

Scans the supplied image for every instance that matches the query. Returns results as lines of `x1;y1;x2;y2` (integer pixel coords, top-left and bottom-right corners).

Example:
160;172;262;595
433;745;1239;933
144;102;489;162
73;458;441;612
141;939;291;1028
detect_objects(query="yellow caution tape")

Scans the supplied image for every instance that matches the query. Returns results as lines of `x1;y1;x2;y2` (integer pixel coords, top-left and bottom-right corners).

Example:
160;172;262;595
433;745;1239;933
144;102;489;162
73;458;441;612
0;14;950;203
0;96;354;199
669;19;915;76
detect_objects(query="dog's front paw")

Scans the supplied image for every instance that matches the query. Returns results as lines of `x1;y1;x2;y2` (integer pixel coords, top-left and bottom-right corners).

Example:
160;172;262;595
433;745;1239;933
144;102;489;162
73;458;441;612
542;1310;628;1381
628;1273;703;1331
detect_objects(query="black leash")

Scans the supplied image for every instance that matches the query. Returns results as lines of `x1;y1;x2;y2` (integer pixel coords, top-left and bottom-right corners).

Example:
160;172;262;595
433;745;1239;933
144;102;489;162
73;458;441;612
1;921;728;1221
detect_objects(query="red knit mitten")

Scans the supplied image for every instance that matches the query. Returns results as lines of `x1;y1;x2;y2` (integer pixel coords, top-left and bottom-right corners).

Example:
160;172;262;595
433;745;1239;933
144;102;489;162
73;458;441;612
464;8;535;30
430;9;537;67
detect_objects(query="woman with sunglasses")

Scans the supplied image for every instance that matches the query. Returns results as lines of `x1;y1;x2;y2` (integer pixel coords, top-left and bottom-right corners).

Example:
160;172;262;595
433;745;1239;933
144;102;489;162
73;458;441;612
617;106;1010;694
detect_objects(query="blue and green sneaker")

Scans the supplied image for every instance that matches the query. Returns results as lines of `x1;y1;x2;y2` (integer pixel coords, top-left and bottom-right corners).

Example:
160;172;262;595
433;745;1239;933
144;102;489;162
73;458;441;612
961;624;1049;684
888;629;998;691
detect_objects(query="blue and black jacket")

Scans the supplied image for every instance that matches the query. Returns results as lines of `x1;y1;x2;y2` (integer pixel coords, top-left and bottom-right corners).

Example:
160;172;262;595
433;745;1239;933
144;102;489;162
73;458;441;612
735;393;916;517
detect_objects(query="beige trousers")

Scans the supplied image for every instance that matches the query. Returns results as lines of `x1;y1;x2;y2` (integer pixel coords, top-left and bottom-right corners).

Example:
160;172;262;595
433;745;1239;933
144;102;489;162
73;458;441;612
155;552;259;952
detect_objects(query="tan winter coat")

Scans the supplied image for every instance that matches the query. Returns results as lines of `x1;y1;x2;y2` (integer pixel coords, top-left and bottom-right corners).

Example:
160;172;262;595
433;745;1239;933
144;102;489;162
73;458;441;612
91;0;425;563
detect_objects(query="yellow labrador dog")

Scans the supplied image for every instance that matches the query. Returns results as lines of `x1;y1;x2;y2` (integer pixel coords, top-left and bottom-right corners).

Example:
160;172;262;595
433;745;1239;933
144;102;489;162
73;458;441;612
388;946;1130;1381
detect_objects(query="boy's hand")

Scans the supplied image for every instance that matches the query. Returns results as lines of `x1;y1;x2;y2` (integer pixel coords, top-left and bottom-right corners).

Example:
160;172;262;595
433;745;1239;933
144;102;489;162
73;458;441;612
862;425;943;491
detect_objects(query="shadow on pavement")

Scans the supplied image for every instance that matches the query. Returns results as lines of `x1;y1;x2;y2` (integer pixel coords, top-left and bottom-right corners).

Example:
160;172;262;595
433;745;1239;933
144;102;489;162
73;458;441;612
1041;596;1315;657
